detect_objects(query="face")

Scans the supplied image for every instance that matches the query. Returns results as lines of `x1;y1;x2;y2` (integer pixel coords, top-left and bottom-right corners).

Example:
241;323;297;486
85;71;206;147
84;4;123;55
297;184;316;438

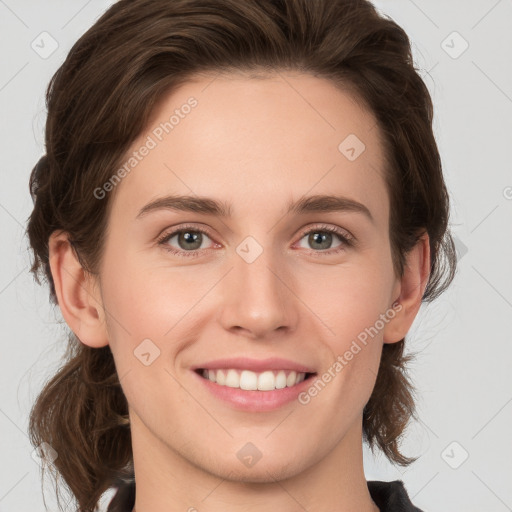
95;72;402;482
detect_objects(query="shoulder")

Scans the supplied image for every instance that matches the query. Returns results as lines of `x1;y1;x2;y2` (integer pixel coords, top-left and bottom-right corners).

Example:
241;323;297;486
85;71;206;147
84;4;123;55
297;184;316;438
367;480;424;512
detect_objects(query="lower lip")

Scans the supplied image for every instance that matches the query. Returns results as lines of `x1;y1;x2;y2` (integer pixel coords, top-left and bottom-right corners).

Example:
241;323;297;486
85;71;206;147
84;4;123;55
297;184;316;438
192;370;316;412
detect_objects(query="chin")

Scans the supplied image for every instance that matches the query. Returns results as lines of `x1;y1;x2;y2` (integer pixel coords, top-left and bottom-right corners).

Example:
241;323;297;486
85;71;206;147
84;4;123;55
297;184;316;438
204;454;305;484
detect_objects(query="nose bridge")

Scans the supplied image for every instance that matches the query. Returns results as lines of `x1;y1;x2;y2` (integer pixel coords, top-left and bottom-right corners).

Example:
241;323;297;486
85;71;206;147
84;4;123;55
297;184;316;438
219;237;297;337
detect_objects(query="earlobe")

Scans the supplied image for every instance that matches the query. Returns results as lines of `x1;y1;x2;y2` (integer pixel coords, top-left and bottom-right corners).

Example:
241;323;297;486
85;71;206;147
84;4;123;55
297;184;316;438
48;230;109;348
383;232;431;344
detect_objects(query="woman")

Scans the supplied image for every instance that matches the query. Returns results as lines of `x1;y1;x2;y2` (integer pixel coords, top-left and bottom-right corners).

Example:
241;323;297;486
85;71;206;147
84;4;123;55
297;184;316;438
26;0;456;511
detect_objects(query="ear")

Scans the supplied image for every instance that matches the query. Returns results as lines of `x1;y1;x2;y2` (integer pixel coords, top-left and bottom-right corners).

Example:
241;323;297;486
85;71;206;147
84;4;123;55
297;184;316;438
48;230;109;348
383;232;431;344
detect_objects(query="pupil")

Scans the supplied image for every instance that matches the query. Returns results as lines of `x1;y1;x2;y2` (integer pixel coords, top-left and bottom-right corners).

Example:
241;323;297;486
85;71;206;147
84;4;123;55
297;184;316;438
310;232;331;250
180;231;201;249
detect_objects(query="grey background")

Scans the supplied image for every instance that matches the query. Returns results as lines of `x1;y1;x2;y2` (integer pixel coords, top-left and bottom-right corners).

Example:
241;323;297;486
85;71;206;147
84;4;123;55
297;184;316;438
1;1;511;511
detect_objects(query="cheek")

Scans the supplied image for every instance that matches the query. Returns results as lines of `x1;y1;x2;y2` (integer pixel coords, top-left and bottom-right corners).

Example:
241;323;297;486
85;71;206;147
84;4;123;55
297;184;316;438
305;267;390;409
101;248;207;337
308;262;393;344
99;261;194;421
99;257;222;397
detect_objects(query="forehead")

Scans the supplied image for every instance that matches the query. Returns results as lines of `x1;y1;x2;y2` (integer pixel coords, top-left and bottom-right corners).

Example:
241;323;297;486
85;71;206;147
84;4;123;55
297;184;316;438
110;71;389;225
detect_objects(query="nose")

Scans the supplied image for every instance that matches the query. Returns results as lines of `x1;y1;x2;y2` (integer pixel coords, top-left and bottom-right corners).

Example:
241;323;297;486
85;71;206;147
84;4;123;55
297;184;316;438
218;245;299;339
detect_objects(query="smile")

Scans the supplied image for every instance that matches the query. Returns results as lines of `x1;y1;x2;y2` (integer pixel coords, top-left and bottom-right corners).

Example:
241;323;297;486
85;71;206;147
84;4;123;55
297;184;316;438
197;368;315;391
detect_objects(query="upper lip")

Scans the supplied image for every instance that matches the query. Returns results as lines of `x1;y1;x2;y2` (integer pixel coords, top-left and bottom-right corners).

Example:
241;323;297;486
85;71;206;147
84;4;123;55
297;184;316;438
192;357;317;373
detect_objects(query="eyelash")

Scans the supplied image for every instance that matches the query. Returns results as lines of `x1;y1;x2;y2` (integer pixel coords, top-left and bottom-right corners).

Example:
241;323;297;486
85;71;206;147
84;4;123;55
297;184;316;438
156;223;355;258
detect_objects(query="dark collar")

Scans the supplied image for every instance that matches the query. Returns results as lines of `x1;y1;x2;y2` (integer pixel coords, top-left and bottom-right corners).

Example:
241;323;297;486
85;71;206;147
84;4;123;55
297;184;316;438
107;479;423;512
368;480;424;511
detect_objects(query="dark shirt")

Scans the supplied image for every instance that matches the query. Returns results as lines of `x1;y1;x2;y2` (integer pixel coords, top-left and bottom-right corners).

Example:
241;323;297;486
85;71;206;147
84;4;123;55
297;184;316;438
107;479;424;511
367;480;424;511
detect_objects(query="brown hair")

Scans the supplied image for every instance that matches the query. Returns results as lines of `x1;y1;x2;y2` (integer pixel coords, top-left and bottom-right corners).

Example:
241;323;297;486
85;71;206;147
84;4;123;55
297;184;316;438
26;0;457;510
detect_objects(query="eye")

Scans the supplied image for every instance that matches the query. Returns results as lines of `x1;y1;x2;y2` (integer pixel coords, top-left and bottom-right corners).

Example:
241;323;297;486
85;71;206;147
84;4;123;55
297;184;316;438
295;224;355;254
156;225;217;258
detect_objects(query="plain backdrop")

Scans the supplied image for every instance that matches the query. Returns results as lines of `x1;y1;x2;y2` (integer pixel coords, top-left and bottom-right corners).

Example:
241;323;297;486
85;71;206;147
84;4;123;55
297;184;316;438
1;1;511;511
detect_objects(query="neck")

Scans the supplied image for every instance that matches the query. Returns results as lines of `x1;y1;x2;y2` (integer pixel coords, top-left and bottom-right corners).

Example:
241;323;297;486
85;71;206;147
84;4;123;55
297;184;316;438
130;413;379;512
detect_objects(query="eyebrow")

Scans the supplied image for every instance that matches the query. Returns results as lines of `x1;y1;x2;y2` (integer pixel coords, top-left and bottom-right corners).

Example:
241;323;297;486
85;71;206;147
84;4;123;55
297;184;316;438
136;193;374;223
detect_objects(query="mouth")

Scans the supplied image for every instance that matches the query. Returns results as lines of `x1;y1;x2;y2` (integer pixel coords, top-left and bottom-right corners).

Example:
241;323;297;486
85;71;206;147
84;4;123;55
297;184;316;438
194;368;317;391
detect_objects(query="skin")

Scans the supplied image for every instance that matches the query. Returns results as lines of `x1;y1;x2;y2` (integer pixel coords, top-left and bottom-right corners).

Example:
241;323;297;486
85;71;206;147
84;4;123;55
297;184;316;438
49;71;430;512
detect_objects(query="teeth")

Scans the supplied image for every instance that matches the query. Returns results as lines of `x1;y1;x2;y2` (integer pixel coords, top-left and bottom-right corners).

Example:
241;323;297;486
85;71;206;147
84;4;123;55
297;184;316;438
200;369;307;391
